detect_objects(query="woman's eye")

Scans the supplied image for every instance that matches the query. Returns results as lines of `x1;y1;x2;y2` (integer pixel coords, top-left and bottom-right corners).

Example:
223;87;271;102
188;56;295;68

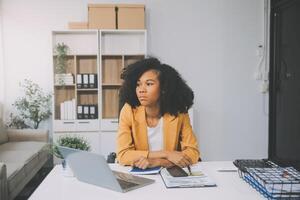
147;83;153;86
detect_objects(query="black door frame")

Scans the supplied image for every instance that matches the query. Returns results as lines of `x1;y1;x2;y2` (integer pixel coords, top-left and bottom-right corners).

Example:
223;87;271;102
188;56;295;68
269;0;300;169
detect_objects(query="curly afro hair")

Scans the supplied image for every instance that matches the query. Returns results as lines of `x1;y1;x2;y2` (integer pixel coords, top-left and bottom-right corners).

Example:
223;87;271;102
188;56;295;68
119;57;194;117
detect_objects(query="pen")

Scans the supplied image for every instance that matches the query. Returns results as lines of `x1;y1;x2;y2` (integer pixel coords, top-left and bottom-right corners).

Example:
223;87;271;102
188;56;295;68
187;165;192;176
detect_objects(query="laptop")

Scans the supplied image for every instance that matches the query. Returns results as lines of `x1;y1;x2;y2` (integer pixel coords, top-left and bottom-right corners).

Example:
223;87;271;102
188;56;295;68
58;146;155;193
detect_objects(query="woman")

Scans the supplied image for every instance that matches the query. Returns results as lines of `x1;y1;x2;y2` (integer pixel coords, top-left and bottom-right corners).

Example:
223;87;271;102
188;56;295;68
117;58;200;169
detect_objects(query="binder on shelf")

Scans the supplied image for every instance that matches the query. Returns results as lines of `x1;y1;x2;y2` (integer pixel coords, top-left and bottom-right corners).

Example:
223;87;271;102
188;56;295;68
77;74;83;88
83;105;89;119
77;105;83;119
83;74;89;88
89;74;97;88
89;105;98;119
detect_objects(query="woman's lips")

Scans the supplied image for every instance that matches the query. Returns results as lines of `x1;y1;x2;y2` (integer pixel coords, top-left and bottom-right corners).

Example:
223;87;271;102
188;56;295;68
139;97;147;101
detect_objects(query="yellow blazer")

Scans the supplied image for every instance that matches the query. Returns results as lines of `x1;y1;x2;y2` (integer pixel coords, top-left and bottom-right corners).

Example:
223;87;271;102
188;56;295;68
117;103;200;166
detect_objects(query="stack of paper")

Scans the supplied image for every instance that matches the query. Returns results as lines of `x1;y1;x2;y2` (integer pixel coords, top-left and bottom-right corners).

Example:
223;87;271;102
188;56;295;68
160;167;216;188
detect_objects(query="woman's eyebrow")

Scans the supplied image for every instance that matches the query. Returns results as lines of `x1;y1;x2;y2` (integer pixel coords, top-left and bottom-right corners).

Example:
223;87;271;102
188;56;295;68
137;78;156;82
146;79;156;82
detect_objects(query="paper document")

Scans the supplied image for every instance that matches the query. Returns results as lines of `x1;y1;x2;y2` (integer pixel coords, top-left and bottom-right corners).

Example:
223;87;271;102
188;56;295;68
160;167;216;188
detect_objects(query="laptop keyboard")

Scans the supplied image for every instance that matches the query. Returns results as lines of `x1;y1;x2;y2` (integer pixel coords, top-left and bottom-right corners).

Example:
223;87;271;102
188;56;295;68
117;178;139;189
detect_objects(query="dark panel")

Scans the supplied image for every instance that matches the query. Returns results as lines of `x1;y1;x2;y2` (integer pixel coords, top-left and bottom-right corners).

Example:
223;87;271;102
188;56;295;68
269;0;300;170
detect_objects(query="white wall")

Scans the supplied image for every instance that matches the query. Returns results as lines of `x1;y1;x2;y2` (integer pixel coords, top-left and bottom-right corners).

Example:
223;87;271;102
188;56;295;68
0;0;5;123
1;0;268;161
146;0;268;160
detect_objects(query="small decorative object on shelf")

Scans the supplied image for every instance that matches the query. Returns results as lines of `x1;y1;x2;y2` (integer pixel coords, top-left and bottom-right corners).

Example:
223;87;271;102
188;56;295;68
54;43;73;85
54;73;74;86
54;43;69;74
7;79;52;129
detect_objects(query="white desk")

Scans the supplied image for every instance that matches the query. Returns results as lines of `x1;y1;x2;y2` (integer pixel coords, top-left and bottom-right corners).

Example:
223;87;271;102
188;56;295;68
29;161;264;200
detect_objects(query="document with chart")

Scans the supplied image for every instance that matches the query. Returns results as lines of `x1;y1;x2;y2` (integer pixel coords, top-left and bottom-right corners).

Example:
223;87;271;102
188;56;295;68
160;167;216;188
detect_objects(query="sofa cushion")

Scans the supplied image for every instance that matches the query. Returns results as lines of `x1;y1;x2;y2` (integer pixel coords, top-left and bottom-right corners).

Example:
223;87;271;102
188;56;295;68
0;150;38;163
0;132;8;145
0;141;47;151
0;119;8;144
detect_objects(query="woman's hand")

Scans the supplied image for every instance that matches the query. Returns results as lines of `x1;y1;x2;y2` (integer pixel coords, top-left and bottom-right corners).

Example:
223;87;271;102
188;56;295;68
166;151;192;168
134;157;175;169
133;157;160;169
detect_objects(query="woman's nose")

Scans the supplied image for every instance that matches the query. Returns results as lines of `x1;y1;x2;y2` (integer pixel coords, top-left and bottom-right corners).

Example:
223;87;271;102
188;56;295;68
138;85;146;93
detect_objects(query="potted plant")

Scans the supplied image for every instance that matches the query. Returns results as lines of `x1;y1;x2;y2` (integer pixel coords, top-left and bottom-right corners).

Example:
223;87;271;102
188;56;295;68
51;135;91;159
6;79;52;129
54;43;72;85
51;135;91;176
54;42;68;74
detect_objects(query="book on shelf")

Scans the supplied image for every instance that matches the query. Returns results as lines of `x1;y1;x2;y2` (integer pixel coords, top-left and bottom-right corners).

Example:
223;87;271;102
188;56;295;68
64;101;68;119
60;102;65;120
55;73;74;85
60;99;76;120
70;100;75;120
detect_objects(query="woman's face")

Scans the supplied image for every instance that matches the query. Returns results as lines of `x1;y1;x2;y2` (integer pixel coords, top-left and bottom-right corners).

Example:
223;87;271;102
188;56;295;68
136;70;161;107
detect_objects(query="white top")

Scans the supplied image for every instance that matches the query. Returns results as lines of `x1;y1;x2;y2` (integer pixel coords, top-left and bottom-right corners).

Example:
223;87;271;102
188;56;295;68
147;118;163;151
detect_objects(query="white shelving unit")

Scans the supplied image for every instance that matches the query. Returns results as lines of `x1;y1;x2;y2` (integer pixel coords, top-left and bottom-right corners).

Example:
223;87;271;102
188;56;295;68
52;29;147;156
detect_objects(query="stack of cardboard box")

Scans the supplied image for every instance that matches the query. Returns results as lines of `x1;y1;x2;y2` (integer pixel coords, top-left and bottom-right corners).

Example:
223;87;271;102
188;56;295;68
69;4;145;30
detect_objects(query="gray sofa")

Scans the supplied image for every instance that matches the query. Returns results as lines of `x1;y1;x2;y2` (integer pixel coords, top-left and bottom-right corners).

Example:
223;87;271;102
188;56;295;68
0;128;50;200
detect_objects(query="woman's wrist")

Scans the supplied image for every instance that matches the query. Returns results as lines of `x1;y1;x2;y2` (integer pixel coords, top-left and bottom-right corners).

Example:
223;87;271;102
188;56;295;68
148;151;170;159
159;159;174;168
148;158;163;167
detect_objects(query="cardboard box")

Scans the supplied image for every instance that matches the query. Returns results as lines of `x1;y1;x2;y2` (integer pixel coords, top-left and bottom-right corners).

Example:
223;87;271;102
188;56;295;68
68;22;88;29
88;4;116;29
117;4;145;29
